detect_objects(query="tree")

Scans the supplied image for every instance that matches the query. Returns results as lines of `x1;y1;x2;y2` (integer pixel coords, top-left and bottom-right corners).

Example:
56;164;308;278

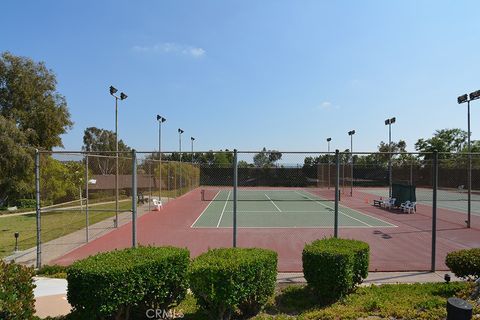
0;52;72;150
253;148;282;167
0;115;33;205
82;127;131;175
415;129;471;162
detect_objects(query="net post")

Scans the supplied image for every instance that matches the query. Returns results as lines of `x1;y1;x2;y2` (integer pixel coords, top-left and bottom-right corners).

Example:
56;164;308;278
132;149;138;248
35;149;42;269
334;149;340;238
85;154;89;242
431;150;438;272
233;149;238;247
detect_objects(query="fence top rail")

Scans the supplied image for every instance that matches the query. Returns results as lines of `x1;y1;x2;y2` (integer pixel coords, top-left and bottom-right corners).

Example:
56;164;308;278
42;150;480;155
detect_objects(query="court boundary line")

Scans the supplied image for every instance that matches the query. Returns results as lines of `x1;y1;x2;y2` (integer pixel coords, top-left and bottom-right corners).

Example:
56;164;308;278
295;190;373;227
265;193;282;212
190;190;221;228
216;190;231;228
298;190;398;228
192;225;398;229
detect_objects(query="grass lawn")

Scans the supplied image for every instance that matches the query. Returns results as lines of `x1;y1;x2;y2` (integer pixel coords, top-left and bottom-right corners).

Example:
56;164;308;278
175;282;479;320
0;201;132;258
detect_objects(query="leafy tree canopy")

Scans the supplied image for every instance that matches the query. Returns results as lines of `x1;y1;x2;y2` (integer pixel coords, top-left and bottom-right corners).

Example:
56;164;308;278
0;52;72;150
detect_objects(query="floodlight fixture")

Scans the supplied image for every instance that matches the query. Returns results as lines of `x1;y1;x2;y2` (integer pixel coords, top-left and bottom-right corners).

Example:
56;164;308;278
120;92;128;100
156;115;166;122
348;130;355;136
458;94;468;104
109;86;118;95
470;90;480;101
178;128;184;134
327;138;332;142
191;137;195;141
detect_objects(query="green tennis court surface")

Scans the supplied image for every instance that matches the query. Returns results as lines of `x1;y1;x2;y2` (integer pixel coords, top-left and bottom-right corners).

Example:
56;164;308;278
358;187;480;216
192;189;395;228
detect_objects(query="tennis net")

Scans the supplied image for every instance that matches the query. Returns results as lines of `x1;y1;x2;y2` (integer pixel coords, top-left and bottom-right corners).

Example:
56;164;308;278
200;188;335;201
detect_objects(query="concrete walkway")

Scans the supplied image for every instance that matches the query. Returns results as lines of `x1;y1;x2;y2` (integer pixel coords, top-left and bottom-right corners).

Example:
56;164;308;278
34;271;462;318
5;201;160;266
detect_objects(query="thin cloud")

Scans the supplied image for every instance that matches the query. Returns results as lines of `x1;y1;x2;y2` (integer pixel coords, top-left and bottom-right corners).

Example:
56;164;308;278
132;42;206;58
316;101;339;110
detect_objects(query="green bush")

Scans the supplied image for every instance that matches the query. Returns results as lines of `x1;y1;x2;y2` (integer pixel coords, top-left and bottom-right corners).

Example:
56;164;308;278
302;238;370;303
0;260;36;320
67;246;189;319
36;264;68;278
446;248;480;280
189;248;277;320
15;198;36;209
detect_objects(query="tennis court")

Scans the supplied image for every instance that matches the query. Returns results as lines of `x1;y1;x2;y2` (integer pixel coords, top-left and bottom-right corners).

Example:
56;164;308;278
358;187;480;216
192;189;396;228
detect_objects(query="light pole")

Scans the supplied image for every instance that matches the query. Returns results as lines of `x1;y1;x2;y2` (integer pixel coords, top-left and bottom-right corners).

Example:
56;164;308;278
109;85;127;228
385;117;396;198
191;137;195;164
457;89;480;228
156;115;166;202
348;130;356;196
327;138;332;189
178;128;184;194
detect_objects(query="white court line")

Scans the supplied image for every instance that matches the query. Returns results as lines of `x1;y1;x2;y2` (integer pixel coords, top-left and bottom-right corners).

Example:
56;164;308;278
216;190;231;228
264;193;282;212
301;190;397;227
190;190;221;228
193;225;397;229
224;210;332;213
295;190;373;227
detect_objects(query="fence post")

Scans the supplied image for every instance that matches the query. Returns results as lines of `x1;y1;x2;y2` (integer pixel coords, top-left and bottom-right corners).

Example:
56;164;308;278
467;152;472;228
132;149;137;248
334;150;340;238
431;151;438;272
35;149;41;269
233;149;238;247
85;154;89;242
148;160;152;211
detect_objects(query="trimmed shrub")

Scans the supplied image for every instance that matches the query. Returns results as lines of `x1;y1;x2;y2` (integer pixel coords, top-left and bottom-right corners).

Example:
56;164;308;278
302;238;370;302
0;260;36;320
67;246;189;319
446;248;480;280
189;248;277;320
15;198;36;209
36;264;68;279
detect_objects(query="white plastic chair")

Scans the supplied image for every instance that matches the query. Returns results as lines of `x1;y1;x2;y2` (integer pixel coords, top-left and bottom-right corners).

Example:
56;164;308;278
384;198;396;210
403;201;416;214
400;200;411;211
152;198;163;211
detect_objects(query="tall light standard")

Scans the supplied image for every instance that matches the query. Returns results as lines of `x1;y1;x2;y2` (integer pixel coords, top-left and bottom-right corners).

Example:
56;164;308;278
457;89;480;228
385;117;396;198
178;128;184;194
109;85;127;228
191;137;195;164
327;138;332;189
156;115;166;202
348;130;356;196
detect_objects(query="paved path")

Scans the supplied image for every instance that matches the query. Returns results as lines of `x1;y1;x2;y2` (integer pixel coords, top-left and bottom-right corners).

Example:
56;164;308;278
5;200;162;266
34;271;463;318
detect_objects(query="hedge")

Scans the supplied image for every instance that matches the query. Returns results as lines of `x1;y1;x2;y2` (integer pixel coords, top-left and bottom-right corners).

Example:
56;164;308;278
0;260;36;320
67;246;189;319
446;248;480;280
189;248;277;320
302;238;370;302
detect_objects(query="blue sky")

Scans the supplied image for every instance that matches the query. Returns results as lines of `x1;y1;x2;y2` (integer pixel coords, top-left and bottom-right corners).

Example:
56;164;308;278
2;1;480;153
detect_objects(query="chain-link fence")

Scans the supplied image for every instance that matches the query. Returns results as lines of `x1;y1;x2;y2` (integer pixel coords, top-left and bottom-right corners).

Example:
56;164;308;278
4;149;479;272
